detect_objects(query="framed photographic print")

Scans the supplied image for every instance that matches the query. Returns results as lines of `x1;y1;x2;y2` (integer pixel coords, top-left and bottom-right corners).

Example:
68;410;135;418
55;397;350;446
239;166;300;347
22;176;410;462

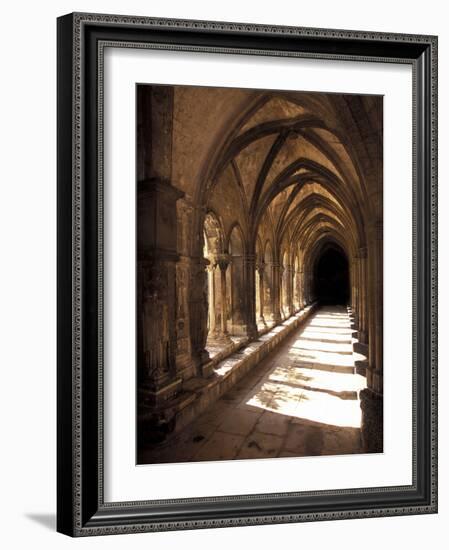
57;12;438;536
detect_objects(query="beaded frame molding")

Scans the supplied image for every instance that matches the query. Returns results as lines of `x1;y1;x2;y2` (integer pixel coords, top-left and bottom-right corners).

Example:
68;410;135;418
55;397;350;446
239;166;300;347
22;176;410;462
57;12;438;537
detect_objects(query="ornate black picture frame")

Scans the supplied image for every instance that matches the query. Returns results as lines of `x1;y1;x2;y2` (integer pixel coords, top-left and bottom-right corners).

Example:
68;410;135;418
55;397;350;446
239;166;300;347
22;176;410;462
57;12;438;536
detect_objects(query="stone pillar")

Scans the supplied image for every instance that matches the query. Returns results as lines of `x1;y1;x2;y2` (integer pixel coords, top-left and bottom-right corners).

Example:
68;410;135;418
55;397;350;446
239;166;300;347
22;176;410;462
228;252;248;336
279;264;286;319
361;221;383;453
189;256;211;371
298;269;304;309
206;257;231;345
270;261;282;323
303;268;311;305
292;268;299;312
137;85;189;446
137;179;184;407
360;388;383;454
256;262;266;325
217;254;232;340
243;254;258;338
286;264;295;316
351;257;359;326
206;261;218;338
367;222;383;393
175;256;193;379
357;247;368;344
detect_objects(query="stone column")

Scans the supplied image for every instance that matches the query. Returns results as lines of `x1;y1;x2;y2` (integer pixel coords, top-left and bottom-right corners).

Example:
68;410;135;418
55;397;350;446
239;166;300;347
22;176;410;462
303;268;312;305
217;254;232;340
175;199;196;380
279;264;285;319
175;256;193;379
286;264;295;316
357;247;368;344
256;262;266;325
351;257;359;326
298;269;304;309
137;179;184;406
367;222;383;392
189;256;211;371
360;221;383;453
137;85;188;446
206;261;218;338
292;268;299;312
243;254;258;338
269;261;282;323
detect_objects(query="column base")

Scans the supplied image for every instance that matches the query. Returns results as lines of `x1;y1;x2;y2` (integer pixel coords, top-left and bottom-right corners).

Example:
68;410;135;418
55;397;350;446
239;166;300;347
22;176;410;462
137;377;183;446
137;385;197;448
355;360;367;376
207;331;232;346
139;376;182;407
246;322;259;340
230;323;250;337
190;348;212;378
360;388;383;453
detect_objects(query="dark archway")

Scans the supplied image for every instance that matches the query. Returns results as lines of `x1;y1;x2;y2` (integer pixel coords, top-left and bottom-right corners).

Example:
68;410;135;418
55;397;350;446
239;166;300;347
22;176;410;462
312;244;349;305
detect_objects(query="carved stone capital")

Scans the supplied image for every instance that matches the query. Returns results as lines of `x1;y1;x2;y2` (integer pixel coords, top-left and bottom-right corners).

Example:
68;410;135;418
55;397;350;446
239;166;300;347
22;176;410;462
216;253;231;272
256;261;266;275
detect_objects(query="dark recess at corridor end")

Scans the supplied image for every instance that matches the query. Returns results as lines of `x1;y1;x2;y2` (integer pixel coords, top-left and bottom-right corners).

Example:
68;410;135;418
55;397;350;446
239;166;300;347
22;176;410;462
313;245;349;305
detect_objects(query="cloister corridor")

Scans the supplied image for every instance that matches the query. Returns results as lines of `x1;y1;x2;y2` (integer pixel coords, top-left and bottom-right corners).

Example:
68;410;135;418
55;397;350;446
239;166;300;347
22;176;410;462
136;85;383;459
140;306;367;464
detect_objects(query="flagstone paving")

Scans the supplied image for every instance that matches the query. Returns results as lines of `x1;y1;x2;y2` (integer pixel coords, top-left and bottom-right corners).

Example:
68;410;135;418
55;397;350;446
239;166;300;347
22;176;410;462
139;305;368;464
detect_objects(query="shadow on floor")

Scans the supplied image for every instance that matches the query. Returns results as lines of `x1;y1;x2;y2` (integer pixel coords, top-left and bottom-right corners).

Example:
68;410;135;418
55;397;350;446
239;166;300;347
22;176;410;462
25;513;56;531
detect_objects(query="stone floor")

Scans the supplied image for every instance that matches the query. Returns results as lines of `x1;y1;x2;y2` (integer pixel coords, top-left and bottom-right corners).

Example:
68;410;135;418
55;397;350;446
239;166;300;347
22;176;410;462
139;305;368;464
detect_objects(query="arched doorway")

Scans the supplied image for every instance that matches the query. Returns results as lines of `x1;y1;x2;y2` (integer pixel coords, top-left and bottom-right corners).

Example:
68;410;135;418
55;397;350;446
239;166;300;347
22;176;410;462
312;244;350;305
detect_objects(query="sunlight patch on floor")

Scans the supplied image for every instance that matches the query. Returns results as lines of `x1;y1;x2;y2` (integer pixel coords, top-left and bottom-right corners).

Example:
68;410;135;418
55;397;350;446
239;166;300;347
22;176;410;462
286;345;356;366
292;338;353;353
300;329;354;341
245;307;366;428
